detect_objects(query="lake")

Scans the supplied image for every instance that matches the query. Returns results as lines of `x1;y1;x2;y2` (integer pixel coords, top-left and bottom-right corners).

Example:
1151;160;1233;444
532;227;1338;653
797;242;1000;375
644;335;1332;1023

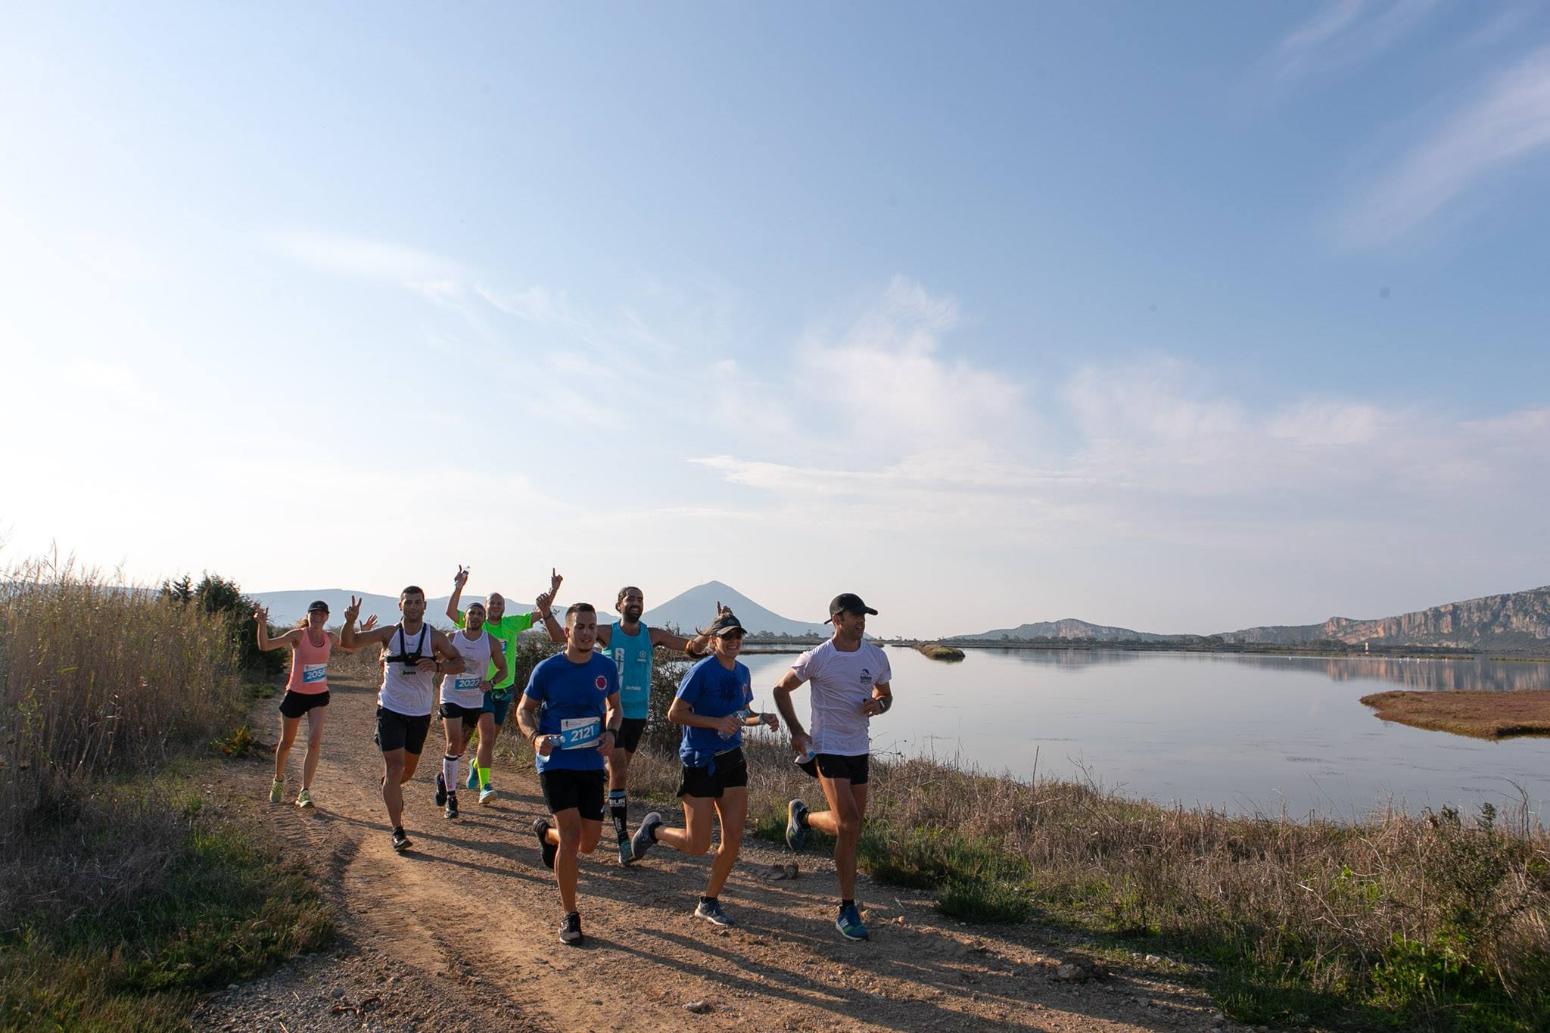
736;647;1550;821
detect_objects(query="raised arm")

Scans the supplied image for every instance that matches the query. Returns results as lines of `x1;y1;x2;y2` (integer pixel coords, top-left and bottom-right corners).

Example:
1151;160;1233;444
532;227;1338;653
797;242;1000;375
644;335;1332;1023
446;565;469;624
536;568;565;644
340;595;395;652
252;606;300;651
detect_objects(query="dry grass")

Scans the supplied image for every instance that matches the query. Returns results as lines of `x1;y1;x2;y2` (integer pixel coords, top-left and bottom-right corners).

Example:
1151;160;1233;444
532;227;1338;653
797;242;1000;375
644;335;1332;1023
626;730;1550;1030
0;557;247;844
915;642;966;661
1361;690;1550;740
0;557;331;1031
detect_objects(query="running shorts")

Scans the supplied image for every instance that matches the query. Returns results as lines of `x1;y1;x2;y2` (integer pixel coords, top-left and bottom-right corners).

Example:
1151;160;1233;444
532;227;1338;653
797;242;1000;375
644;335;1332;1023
376;706;432;755
539;769;606;820
482;691;512;727
279;690;330;719
799;752;870;785
677;747;748;799
439;701;484;725
615;717;647;752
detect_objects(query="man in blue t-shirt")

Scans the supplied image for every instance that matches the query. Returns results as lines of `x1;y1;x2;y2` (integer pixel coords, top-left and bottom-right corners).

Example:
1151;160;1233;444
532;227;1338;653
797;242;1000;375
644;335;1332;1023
516;602;622;946
628;612;778;928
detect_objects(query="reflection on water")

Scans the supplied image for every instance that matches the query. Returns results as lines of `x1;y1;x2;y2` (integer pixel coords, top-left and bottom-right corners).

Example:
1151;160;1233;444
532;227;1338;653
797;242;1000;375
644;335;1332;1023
991;648;1550;692
738;648;1550;821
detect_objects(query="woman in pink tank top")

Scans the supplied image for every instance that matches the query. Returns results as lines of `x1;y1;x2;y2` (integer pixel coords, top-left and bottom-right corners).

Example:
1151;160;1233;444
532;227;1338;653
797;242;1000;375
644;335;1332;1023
254;599;376;807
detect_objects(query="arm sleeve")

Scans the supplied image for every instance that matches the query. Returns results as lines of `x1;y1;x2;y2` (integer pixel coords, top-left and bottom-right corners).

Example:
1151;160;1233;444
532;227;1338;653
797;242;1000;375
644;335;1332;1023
512;612;535;633
675;662;704;705
788;647;820;685
522;661;546;702
876;648;893;685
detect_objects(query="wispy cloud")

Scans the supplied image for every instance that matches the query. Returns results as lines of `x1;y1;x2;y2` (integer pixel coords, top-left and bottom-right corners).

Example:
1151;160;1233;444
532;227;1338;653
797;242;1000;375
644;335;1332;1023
1341;45;1550;245
1271;0;1436;83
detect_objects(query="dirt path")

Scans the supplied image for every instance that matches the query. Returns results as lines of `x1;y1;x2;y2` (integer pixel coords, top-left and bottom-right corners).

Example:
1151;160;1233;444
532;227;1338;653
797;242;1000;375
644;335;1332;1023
194;675;1247;1033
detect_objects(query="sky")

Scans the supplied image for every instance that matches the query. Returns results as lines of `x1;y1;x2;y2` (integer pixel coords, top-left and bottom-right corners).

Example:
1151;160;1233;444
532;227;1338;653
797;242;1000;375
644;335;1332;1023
3;1;1549;638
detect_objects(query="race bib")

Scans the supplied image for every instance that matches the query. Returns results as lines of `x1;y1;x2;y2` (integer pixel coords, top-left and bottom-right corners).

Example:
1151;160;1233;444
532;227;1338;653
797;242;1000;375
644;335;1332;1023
558;717;601;749
452;674;481;693
301;663;327;685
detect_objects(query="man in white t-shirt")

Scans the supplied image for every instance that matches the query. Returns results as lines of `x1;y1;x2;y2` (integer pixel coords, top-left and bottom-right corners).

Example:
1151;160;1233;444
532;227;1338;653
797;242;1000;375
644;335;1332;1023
771;592;894;942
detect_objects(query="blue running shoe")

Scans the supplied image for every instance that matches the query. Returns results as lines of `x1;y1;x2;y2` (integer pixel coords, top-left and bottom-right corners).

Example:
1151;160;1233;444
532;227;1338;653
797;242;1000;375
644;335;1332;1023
630;811;663;862
785;799;809;851
836;903;869;941
466;763;479;791
694;899;737;927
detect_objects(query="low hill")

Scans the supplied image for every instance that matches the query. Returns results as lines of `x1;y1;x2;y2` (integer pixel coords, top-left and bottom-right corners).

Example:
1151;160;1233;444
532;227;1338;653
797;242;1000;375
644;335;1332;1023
952;617;1174;643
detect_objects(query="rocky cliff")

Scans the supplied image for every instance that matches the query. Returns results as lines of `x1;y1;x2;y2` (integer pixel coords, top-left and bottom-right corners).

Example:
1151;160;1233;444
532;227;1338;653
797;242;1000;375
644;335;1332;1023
1223;586;1550;650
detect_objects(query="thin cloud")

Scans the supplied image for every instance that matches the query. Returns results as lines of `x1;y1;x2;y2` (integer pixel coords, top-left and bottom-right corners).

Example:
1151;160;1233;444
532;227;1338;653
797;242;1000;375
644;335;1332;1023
262;229;463;283
1270;0;1435;83
1341;45;1550;245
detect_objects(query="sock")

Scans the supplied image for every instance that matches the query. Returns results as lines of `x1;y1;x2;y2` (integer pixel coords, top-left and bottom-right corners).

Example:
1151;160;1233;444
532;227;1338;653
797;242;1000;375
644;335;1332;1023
841;899;855;910
700;895;716;905
442;754;460;792
477;765;491;789
609;789;628;839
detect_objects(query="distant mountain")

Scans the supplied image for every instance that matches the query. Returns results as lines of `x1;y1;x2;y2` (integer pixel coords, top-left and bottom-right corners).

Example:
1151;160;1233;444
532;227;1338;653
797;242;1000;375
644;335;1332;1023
952;618;1175;643
1220;586;1550;650
252;588;614;628
642;581;830;637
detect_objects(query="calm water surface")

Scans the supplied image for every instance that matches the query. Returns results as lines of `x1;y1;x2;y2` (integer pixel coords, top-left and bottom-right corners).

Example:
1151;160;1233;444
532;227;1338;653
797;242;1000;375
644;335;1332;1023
737;648;1550;820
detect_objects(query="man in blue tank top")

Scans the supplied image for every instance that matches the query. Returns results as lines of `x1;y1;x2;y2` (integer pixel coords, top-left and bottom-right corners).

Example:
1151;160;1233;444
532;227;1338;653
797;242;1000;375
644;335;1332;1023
539;579;723;865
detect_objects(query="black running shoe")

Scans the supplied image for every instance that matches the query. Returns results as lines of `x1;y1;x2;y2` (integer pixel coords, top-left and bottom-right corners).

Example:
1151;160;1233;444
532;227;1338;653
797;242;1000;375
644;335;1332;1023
533;817;557;870
559;911;583;945
391;827;411;853
435;772;448;807
445;792;459;820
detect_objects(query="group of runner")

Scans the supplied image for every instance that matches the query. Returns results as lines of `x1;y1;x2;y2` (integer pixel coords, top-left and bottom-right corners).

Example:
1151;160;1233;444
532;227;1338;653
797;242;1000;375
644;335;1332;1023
258;572;894;947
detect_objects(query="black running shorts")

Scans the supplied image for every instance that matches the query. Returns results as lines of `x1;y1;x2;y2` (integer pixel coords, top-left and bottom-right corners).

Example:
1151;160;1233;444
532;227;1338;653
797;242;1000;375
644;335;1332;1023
615;717;647;752
677;747;749;799
798;752;870;786
278;690;330;719
439;701;484;725
376;706;432;755
539;768;606;820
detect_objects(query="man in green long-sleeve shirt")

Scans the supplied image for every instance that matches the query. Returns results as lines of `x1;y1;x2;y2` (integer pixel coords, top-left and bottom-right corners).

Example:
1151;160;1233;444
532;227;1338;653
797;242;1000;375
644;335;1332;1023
446;565;561;803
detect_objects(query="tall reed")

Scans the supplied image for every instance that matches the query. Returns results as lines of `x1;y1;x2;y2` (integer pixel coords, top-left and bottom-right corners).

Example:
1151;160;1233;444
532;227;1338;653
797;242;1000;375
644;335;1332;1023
0;557;245;846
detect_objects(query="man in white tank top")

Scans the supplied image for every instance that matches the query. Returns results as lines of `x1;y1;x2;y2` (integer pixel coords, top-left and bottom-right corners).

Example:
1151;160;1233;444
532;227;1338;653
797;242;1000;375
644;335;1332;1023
436;600;507;820
342;586;468;853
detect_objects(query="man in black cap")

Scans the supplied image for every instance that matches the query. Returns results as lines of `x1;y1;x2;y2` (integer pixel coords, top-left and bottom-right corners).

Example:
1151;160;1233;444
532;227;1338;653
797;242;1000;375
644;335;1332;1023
771;593;894;941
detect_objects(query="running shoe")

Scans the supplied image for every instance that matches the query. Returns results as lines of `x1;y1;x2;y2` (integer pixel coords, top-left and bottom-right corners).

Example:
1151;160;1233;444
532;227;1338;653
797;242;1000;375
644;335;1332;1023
269;779;284;804
466;764;479;791
295;788;314;808
616;833;633;867
559;911;583;946
391;828;412;853
785;799;809;851
630;811;663;862
478;785;496;806
445;792;459;820
835;903;869;941
694;899;737;928
435;772;448;807
533;817;557;870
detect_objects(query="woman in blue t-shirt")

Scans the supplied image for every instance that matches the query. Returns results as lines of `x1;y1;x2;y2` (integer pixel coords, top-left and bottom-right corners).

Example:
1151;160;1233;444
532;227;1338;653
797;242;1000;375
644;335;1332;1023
627;612;778;928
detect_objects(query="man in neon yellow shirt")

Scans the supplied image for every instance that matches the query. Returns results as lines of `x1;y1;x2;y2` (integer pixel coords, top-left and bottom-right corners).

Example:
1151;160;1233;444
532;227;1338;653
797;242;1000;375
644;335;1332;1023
446;565;562;804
